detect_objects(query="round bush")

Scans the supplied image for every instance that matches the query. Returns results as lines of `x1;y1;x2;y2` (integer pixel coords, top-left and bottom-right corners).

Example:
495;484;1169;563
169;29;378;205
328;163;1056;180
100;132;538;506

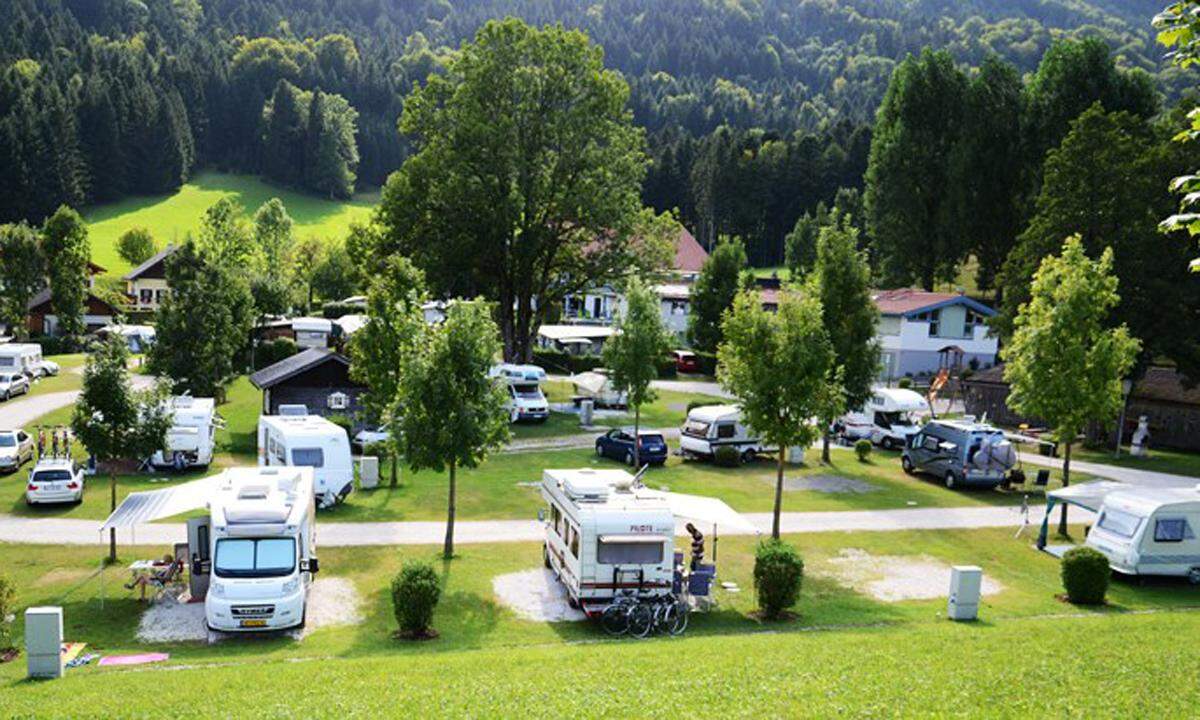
1061;546;1110;605
713;445;741;467
391;561;441;637
897;377;913;390
854;439;872;462
0;572;14;649
753;540;804;620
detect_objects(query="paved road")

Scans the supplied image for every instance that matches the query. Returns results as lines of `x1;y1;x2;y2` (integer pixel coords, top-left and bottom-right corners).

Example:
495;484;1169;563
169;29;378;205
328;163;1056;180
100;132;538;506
1021;452;1198;488
0;374;155;429
0;503;1063;547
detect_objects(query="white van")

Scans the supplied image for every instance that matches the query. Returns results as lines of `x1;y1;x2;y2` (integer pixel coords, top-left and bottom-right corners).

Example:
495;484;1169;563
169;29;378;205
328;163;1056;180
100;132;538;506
490;363;549;423
197;467;319;632
151;396;218;470
679;405;771;462
0;344;44;379
839;388;929;449
541;468;675;616
257;415;353;508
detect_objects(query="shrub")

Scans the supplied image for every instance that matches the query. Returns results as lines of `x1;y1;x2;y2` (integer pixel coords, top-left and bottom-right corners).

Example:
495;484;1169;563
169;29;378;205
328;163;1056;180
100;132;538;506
655;354;678;379
713;445;741;467
322;301;364;319
686;399;716;414
116;227;157;266
327;413;354;437
897;377;913;390
1061;546;1110;605
693;350;718;376
753;540;804;620
254;337;299;370
391;561;441;638
0;572;14;649
854;439;872;462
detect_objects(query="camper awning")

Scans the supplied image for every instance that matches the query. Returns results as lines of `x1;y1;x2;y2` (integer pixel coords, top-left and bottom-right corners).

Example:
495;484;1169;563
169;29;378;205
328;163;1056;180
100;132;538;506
100;476;218;532
659;492;759;534
571;372;609;395
1035;481;1123;550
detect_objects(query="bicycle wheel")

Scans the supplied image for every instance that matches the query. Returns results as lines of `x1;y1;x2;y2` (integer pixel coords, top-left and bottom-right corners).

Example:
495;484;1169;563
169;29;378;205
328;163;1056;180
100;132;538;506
666;599;690;636
601;603;630;636
627;603;655;638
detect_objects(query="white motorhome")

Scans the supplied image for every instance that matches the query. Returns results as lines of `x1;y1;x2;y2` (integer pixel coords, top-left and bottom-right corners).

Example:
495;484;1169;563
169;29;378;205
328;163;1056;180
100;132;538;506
257;414;353;507
198;467;319;632
840;388;930;449
1040;482;1200;582
489;363;550;423
541;468;676;616
0;344;44;378
679;405;771;462
151;396;218;470
570;369;627;409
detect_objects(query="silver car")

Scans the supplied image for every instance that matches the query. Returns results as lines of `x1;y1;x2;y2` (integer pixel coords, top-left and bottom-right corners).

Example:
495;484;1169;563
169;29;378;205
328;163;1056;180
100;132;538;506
0;372;30;401
0;429;34;473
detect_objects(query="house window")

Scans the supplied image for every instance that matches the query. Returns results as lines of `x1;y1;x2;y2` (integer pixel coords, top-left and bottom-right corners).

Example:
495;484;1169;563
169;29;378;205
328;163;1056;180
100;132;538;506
139;288;153;305
928;309;940;337
327;392;349;410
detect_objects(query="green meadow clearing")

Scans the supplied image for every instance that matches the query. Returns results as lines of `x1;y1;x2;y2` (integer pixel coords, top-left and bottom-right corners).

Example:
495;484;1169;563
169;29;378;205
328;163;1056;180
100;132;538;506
82;172;377;276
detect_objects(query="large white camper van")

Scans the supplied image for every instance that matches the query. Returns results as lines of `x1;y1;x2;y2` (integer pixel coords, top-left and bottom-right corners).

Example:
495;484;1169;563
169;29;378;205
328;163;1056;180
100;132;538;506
541;468;676;616
489;363;550;423
0;344;44;378
257;414;353;507
679;405;770;461
1040;482;1200;582
151;396;218;470
839;388;930;449
197;467;319;632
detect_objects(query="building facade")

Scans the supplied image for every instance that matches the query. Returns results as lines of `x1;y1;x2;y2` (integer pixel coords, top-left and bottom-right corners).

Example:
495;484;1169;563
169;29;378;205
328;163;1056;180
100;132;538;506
122;245;178;313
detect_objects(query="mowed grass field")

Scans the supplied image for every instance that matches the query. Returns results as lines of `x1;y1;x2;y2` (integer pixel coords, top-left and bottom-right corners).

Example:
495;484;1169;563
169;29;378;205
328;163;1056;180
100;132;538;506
3;528;1200;715
83;172;377;275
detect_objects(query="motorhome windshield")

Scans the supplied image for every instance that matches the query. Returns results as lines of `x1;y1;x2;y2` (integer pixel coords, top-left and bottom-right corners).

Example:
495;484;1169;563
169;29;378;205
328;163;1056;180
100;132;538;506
683;420;711;438
513;384;542;399
875;411;915;429
214;538;296;578
290;448;324;468
1098;508;1142;539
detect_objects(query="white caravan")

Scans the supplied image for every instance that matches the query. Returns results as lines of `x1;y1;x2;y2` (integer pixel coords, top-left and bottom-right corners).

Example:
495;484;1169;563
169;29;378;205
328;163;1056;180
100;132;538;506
679;405;771;461
489;363;550;423
1040;482;1200;582
541;468;676;616
0;344;44;378
840;388;930;449
570;369;627;408
257;414;353;508
151;396;218;470
198;467;319;632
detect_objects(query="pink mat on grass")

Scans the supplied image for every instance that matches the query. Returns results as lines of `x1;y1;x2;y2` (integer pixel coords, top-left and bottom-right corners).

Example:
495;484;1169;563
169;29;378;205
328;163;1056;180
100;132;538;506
98;653;169;666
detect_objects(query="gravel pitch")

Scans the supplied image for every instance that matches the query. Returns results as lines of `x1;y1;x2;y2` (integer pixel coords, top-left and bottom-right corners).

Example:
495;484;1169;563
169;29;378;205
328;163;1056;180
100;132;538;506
781;474;878;494
814;548;1003;602
493;568;586;623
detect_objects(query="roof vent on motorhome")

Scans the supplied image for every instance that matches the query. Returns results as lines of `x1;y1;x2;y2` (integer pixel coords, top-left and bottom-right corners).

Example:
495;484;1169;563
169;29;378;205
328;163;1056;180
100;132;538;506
238;485;270;500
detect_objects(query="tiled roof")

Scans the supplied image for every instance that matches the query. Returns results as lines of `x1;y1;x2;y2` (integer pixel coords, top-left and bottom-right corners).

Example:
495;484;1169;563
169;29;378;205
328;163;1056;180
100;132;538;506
673;227;708;273
872;289;962;315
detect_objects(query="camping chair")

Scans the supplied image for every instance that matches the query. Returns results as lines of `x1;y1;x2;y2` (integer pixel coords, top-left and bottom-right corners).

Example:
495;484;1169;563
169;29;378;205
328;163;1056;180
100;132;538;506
687;564;717;612
1034;470;1051;488
146;559;184;603
1007;469;1026;490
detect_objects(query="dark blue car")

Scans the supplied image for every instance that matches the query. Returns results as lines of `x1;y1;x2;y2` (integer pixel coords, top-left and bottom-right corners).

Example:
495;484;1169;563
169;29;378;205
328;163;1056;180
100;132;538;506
595;428;669;467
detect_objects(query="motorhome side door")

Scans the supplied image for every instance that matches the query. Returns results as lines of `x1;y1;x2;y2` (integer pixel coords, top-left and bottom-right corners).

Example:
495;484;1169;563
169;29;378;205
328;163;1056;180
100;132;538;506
187;516;212;600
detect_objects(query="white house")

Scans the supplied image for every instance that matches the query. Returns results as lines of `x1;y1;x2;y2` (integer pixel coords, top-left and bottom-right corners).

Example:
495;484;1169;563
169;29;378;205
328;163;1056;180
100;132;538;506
871;289;998;379
122;245;178;313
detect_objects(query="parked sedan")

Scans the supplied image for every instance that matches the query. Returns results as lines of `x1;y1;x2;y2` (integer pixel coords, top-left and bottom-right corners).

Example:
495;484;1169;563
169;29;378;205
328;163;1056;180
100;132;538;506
34;359;60;377
595;428;669;467
0;372;30;401
0;429;35;473
26;458;85;505
673;350;700;374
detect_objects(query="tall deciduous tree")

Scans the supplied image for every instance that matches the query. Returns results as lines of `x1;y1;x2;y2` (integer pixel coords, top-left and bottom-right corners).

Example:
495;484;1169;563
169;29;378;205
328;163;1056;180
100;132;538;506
349;256;427;487
395;300;510;558
117;227;158;267
148;242;253;398
603;276;673;467
688;237;747;352
718;290;835;539
0;223;44;339
197;198;254;269
252;199;294;276
375;18;670;362
40;205;91;340
865;48;968;290
72;334;172;562
807;215;880;463
1003;236;1139;535
1154;0;1200;271
784;201;828;280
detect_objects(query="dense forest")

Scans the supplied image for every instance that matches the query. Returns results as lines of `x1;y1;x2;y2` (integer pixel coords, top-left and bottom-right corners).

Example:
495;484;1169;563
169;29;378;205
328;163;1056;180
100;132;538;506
0;0;1180;264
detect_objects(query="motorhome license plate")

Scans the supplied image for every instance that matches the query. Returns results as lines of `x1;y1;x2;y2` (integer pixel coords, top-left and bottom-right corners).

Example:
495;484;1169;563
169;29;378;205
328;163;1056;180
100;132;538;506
240;619;267;628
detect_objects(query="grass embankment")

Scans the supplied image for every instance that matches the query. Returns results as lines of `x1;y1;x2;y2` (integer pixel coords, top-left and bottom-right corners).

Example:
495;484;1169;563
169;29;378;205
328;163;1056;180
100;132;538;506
83;172;376;275
2;526;1199;714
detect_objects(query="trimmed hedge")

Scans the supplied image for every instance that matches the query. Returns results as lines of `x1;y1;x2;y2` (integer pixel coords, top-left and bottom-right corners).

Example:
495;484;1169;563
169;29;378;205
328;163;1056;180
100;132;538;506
713;445;741;467
854;439;872;462
0;572;14;649
254;337;300;370
391;561;441;637
897;377;913;390
322;301;363;319
753;540;804;620
1061;546;1110;605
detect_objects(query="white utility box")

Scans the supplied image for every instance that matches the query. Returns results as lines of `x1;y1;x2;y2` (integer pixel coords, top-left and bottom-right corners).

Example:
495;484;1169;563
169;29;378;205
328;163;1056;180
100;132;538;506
359;456;380;490
787;446;806;465
947;566;982;621
579;399;594;427
25;606;64;679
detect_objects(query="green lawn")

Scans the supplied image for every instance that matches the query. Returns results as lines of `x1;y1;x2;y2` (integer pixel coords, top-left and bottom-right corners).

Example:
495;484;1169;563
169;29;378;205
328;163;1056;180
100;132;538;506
1073;445;1200;479
2;526;1199;714
83;172;377;275
18;354;87;400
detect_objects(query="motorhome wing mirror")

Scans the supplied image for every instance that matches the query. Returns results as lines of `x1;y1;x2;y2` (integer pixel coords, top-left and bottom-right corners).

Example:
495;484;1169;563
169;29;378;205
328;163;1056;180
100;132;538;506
537;508;546;523
191;553;210;576
301;557;320;574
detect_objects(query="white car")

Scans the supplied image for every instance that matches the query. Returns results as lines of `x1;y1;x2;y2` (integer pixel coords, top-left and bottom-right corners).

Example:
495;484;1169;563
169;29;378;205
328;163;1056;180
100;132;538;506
26;458;85;505
34;359;60;377
0;372;30;401
0;429;34;473
352;423;391;453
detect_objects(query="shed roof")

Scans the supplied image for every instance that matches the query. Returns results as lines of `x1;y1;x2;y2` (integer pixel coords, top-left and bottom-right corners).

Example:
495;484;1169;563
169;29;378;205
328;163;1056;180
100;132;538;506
249;348;350;389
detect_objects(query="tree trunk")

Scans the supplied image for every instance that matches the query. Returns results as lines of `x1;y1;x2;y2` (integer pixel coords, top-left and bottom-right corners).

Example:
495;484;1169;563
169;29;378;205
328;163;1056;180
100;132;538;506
821;425;831;464
772;449;784;540
1058;440;1071;537
633;405;641;469
108;469;117;563
443;459;457;559
389;448;398;488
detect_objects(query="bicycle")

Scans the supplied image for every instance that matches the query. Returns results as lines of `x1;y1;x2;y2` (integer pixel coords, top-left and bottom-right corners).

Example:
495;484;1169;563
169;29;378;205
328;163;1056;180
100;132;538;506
600;595;640;636
602;595;690;638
